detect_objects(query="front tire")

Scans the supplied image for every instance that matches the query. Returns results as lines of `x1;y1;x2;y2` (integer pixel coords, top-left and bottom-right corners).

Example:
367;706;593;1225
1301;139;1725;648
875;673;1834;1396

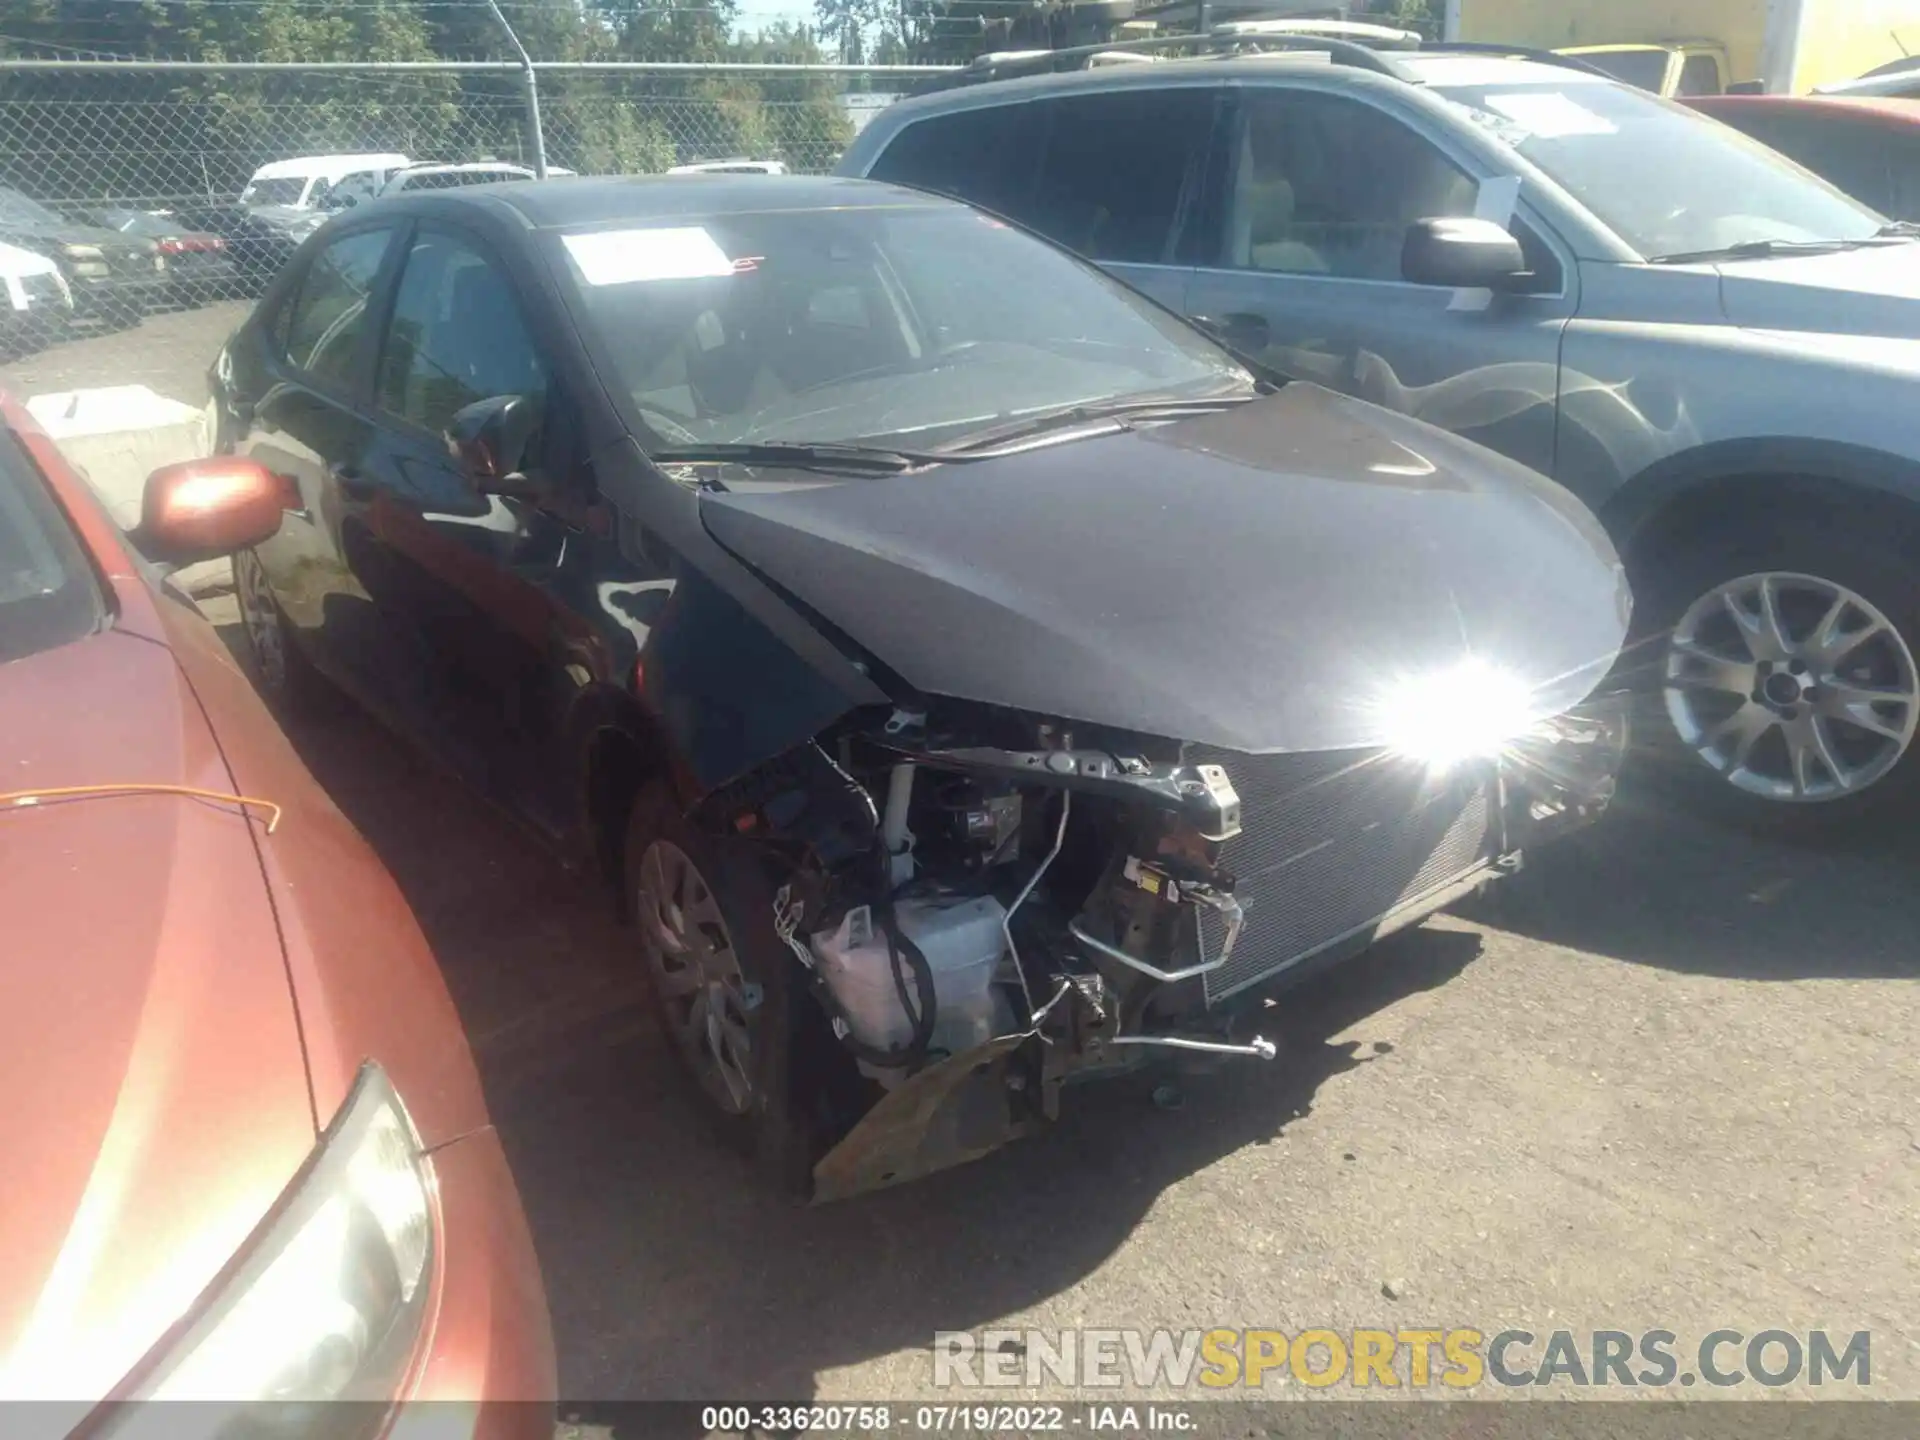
1631;515;1920;831
234;547;325;715
623;783;819;1194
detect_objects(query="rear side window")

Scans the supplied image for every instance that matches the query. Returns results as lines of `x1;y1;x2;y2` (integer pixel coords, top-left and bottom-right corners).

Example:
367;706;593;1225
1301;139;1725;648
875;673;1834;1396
281;228;393;390
866;103;1043;216
1027;88;1217;264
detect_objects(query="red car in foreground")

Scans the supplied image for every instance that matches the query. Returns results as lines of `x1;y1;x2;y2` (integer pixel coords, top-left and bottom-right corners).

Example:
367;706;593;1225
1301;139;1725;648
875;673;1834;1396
0;393;554;1427
1688;94;1920;221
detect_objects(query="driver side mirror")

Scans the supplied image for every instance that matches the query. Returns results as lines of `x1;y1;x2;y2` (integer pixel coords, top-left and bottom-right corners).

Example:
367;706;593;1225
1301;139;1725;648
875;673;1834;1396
447;394;540;493
1401;216;1533;291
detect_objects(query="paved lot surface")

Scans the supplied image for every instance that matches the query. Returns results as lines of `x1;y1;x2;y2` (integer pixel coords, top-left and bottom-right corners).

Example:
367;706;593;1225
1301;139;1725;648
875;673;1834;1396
0;300;249;408
198;602;1920;1408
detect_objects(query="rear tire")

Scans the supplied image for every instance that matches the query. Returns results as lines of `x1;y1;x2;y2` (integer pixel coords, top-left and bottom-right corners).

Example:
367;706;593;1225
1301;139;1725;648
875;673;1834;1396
1628;511;1920;834
623;783;820;1196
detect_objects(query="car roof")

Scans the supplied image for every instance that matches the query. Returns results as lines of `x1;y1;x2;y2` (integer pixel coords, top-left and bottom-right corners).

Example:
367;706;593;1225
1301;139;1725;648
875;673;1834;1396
409;173;957;230
250;152;409;181
877;47;1610;121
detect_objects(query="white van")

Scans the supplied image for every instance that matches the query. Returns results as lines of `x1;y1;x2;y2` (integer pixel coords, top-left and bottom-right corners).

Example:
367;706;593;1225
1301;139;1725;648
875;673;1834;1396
239;153;411;211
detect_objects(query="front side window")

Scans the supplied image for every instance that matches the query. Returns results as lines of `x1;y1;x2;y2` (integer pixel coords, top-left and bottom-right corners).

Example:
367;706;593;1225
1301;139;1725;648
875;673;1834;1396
1229;91;1478;280
1432;77;1884;258
377;231;548;434
281;228;394;389
554;202;1249;452
1027;88;1216;264
242;176;308;208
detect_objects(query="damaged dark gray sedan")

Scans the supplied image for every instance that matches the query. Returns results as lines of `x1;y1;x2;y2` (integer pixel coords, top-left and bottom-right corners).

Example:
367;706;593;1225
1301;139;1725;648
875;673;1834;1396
209;175;1632;1200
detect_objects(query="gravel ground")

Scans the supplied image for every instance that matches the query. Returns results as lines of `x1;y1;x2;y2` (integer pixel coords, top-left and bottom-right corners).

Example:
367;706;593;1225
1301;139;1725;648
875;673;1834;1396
198;601;1920;1412
0;299;250;408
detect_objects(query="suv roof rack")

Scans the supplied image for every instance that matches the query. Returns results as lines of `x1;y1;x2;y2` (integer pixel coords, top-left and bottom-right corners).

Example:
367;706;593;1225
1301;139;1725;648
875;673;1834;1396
951;30;1418;84
1417;41;1618;79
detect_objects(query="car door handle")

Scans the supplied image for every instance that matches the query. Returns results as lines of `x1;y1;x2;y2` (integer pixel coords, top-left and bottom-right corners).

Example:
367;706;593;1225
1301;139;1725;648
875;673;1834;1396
1195;312;1271;352
329;461;376;499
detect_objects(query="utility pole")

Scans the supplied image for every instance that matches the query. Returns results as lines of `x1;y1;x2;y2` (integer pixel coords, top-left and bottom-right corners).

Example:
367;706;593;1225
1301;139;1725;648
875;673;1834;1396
486;0;548;179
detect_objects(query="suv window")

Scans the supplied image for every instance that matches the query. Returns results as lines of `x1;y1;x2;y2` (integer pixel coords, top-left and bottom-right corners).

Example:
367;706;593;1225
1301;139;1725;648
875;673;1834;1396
376;230;548;435
1228;91;1477;281
866;103;1044;217
1026;88;1215;264
281;227;393;389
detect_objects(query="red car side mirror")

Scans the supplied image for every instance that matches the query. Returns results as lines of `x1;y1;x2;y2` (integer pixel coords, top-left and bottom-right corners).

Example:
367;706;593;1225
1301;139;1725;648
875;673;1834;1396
138;457;292;564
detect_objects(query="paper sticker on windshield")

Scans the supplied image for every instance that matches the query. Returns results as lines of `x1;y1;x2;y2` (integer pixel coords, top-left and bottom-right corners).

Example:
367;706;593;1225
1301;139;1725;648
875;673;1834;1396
563;227;736;285
1483;92;1618;138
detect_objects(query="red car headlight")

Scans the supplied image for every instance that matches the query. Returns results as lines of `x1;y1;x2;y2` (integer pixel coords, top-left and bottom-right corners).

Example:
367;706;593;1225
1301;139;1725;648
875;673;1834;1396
98;1063;437;1428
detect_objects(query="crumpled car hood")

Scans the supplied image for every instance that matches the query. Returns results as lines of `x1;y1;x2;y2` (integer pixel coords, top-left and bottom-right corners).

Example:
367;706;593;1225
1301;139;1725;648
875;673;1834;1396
699;384;1630;753
0;629;312;1403
1716;240;1920;337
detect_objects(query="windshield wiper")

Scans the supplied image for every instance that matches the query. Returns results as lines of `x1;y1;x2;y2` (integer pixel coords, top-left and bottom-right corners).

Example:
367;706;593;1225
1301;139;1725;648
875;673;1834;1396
1877;220;1920;239
944;392;1259;456
1651;236;1898;264
648;440;963;475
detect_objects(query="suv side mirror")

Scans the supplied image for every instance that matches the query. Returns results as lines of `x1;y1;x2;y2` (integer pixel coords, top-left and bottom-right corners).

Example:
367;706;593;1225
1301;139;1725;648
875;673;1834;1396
1402;217;1532;291
135;457;290;565
447;394;539;491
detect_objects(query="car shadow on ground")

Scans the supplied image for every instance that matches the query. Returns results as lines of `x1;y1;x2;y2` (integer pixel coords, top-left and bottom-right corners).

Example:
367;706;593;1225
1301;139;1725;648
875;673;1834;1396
1471;781;1920;982
231;624;1484;1402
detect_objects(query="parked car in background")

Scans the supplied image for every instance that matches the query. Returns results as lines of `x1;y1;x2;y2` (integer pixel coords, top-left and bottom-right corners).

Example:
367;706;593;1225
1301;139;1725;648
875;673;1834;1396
842;45;1920;828
87;207;240;306
1557;40;1728;97
0;238;72;354
1448;0;1920;95
1820;55;1920;99
168;204;306;294
1688;94;1920;220
206;176;1626;1199
0;185;165;326
324;162;577;211
0;392;554;1417
240;151;411;211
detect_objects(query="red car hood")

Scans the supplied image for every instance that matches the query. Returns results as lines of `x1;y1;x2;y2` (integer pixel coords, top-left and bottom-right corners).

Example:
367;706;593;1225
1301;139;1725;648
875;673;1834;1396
0;627;313;1402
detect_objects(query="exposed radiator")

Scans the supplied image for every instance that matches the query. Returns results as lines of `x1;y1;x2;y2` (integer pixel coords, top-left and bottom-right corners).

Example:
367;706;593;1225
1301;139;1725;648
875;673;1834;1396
1190;746;1498;1003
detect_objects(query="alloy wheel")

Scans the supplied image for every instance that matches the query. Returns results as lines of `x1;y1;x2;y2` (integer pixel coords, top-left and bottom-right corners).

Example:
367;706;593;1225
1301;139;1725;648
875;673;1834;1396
233;548;289;696
1663;570;1919;802
634;838;759;1115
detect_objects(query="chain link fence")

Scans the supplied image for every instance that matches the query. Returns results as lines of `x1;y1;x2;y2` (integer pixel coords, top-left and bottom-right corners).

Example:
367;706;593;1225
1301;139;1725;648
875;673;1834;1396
0;57;945;385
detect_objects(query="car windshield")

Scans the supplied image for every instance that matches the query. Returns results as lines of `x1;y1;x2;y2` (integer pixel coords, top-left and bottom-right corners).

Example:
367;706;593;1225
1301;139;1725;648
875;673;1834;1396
0;187;65;227
1430;77;1886;259
554;203;1252;451
1573;48;1670;92
0;426;103;664
243;176;307;207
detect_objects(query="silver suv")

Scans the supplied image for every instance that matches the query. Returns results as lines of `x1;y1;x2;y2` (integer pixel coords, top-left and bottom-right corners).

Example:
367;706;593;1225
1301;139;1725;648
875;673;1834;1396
840;46;1920;830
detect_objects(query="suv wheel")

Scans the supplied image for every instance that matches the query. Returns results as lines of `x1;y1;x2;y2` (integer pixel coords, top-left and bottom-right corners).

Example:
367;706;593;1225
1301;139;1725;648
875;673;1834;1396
1640;522;1920;828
